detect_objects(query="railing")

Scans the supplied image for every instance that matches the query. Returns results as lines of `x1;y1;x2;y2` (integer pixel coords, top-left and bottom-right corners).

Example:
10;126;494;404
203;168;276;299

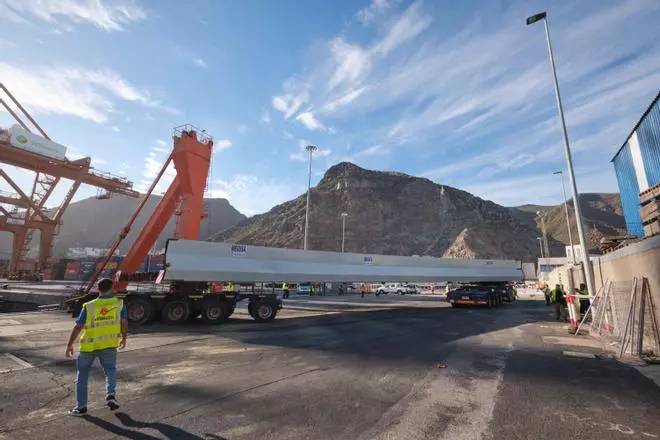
173;124;213;145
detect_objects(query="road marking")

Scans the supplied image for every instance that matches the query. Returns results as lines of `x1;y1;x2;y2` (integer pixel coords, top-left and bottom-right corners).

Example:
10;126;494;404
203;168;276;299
4;352;33;368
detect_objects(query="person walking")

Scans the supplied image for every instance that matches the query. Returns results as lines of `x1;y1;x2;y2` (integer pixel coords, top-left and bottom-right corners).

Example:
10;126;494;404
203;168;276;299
282;282;289;299
550;284;567;321
360;283;366;298
542;284;551;306
66;278;128;416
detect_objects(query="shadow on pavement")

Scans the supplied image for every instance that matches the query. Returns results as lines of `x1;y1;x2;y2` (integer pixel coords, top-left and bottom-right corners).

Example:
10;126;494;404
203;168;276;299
82;412;226;440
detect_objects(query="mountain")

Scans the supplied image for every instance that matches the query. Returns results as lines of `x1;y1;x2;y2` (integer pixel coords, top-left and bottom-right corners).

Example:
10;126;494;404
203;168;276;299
511;193;627;253
211;162;563;260
0;195;246;259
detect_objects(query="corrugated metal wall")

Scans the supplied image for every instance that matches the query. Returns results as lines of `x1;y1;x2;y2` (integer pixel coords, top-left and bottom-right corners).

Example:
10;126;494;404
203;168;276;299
637;97;660;187
613;142;644;237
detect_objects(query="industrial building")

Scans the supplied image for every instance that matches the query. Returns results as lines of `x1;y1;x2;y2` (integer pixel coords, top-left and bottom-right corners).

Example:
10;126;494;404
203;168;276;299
612;91;660;237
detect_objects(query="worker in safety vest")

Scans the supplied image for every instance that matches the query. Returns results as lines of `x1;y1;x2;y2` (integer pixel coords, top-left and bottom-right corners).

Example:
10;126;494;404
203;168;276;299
65;278;128;416
282;282;289;299
575;283;590;316
360;284;366;298
226;282;235;294
541;284;551;306
550;284;567;321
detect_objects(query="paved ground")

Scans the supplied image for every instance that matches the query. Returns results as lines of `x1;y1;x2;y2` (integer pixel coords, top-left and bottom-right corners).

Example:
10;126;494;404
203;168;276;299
1;291;660;440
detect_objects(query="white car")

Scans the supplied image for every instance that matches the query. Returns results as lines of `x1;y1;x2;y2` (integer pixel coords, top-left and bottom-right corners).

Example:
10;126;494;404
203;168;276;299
376;283;416;295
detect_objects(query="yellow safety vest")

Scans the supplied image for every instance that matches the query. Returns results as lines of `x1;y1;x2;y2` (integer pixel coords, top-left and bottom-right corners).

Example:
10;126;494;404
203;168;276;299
282;283;288;290
79;297;123;353
226;283;235;292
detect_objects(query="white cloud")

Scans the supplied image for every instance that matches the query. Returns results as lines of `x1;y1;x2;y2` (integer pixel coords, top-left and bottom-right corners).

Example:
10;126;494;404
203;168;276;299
211;175;300;216
110;126;120;132
0;0;147;31
324;87;366;112
135;145;176;194
0;63;178;123
373;2;431;56
215;139;232;151
155;139;168;147
282;130;294;140
259;110;271;125
296;111;326;131
355;0;391;24
193;57;208;69
327;38;371;91
237;124;249;134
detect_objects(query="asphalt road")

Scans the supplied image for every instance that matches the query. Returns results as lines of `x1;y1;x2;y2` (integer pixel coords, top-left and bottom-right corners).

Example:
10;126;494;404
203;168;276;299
1;292;659;440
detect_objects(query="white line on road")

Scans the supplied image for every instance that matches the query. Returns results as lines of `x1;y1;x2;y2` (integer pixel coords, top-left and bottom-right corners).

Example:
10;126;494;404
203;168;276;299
4;352;34;368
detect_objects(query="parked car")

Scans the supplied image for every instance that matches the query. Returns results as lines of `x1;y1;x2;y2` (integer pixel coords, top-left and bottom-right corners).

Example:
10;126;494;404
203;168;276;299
376;283;416;295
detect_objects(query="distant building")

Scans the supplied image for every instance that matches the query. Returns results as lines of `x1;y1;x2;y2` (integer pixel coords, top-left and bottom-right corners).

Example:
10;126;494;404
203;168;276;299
611;91;660;238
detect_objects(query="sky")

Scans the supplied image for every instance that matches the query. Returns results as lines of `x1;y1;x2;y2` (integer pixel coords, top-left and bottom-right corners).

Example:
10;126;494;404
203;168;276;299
0;0;659;216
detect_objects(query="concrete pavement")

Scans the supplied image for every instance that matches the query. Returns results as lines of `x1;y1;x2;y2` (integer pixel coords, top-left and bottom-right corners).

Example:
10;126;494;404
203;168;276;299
1;293;659;439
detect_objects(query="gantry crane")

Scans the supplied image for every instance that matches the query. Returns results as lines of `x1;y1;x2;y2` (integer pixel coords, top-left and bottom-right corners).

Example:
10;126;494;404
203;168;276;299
0;83;138;277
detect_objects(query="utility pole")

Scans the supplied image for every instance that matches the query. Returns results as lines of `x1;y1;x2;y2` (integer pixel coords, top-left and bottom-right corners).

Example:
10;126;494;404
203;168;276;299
527;11;596;297
341;212;348;253
303;144;317;251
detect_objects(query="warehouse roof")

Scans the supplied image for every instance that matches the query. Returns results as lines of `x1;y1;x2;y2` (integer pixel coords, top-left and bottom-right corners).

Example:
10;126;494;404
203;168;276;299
611;90;660;162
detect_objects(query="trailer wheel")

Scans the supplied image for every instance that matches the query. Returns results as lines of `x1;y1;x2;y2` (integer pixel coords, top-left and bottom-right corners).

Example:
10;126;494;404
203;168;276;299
200;298;228;325
162;299;190;324
250;301;277;323
126;297;154;325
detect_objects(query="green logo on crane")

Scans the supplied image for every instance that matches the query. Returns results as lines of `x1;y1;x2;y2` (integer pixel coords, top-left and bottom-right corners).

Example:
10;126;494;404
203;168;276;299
16;135;28;144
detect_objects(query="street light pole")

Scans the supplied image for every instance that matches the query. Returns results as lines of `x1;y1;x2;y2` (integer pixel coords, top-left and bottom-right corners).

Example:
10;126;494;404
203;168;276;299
537;237;545;259
553;170;576;264
341;212;348;253
527;11;596;297
536;210;550;258
303;144;317;251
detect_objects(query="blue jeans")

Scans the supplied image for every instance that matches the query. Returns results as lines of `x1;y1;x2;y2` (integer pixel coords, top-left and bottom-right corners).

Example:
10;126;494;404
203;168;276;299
76;348;117;408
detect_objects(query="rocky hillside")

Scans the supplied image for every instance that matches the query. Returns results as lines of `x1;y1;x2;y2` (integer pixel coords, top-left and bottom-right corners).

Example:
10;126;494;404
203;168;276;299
0;195;245;258
511;193;627;253
211;162;563;260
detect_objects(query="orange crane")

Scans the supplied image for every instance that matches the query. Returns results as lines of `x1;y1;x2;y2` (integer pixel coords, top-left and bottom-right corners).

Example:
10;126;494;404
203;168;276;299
0;83;138;277
74;125;282;326
83;125;213;294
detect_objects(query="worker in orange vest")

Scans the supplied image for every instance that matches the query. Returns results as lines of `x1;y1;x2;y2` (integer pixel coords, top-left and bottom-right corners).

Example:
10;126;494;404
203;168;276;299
360;284;366;298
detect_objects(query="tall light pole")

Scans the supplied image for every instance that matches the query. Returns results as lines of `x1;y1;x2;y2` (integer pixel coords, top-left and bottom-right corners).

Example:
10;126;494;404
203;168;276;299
553;170;576;264
340;212;348;253
537;237;545;259
536;210;550;258
527;11;596;297
303;144;317;251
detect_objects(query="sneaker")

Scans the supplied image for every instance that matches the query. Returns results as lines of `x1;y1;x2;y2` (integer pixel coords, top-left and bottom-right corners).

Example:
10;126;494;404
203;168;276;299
69;407;87;416
106;395;119;411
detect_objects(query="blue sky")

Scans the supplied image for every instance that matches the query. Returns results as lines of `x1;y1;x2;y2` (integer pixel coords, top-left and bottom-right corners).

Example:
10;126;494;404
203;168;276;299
0;0;659;216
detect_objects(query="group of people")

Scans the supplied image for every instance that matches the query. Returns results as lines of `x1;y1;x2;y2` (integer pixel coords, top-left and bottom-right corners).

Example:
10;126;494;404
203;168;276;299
541;283;590;321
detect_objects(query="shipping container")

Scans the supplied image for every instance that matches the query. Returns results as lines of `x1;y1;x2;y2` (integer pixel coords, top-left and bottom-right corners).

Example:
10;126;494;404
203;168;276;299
8;125;67;161
612;91;660;237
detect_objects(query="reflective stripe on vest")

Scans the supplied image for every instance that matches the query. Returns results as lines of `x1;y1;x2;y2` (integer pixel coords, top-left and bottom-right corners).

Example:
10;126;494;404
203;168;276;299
79;297;123;352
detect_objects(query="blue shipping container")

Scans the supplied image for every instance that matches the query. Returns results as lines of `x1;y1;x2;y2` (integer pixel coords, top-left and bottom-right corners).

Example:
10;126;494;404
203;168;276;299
612;91;660;237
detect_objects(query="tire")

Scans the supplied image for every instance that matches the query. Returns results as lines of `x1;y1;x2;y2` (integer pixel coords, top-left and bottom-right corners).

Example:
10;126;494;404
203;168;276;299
397;290;403;295
200;298;229;325
161;299;191;324
125;297;154;325
249;301;278;323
